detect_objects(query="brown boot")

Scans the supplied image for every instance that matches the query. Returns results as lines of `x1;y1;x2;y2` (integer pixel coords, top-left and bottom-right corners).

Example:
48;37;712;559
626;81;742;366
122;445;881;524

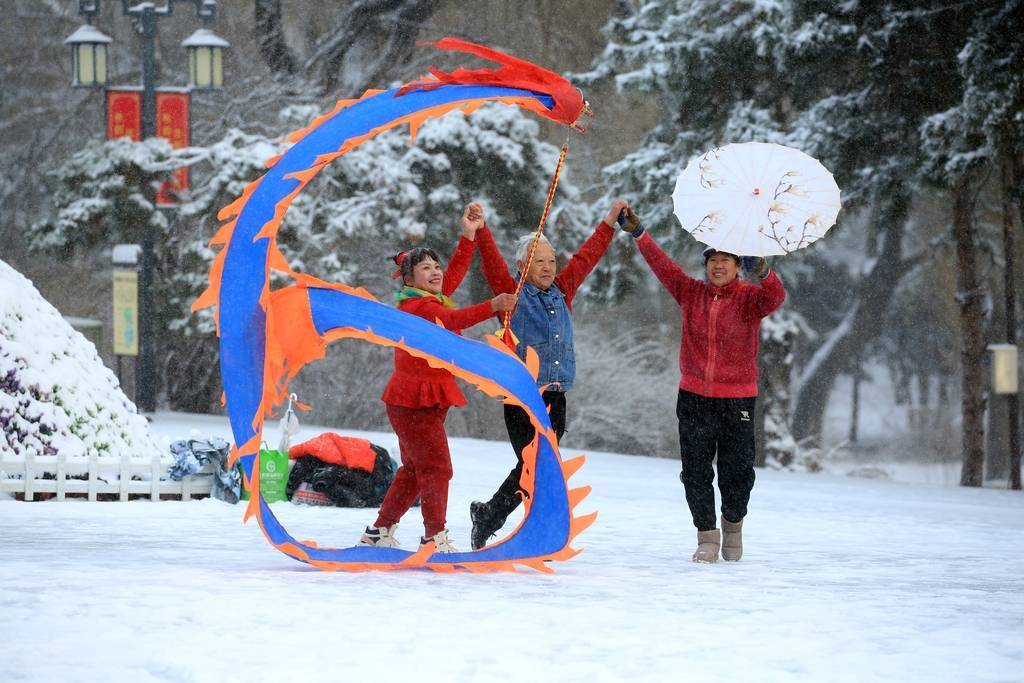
692;529;720;563
721;517;743;561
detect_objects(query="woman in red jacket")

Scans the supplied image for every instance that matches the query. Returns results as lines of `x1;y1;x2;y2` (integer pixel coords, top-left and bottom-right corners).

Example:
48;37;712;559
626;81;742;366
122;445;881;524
359;217;516;553
621;207;786;563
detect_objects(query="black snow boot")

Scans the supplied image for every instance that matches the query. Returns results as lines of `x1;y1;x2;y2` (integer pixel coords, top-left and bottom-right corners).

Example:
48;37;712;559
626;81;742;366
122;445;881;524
470;501;499;550
471;490;521;550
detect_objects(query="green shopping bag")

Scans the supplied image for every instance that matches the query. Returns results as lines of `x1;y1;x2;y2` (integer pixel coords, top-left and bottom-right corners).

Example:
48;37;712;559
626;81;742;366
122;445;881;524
239;448;290;503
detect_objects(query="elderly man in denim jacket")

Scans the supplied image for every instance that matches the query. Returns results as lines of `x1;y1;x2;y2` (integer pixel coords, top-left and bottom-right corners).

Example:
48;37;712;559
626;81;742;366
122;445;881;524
465;199;627;549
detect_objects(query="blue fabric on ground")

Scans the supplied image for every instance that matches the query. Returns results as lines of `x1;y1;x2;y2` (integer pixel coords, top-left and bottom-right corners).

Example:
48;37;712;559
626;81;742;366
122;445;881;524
168;437;240;504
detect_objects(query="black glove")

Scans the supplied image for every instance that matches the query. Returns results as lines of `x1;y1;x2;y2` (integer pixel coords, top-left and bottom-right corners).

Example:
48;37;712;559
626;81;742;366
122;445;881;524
740;256;768;278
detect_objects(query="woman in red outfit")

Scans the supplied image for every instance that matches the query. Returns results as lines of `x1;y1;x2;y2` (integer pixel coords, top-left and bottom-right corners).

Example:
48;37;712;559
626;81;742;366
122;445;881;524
359;211;516;553
620;207;786;564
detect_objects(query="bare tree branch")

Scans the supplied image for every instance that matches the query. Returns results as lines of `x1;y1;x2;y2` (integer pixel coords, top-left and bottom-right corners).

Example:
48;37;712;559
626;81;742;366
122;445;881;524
254;0;297;76
304;0;441;95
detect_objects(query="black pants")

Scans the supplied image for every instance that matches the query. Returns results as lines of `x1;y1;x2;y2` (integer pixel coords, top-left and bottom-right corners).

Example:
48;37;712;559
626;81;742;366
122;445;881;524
676;389;756;531
484;390;567;523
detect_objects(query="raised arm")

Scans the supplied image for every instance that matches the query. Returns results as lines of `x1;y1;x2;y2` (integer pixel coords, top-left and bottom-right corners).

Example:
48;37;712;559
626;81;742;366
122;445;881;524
460;202;516;296
744;269;787;319
476;225;517;295
634;230;700;306
441;236;475;297
554;200;625;301
441;204;485;297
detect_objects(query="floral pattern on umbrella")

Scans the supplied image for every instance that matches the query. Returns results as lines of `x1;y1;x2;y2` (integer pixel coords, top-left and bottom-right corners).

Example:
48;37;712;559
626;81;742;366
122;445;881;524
673;142;842;257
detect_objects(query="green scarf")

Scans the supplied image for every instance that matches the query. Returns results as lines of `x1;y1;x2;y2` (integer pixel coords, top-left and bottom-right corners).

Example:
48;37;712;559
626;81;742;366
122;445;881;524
394;286;456;309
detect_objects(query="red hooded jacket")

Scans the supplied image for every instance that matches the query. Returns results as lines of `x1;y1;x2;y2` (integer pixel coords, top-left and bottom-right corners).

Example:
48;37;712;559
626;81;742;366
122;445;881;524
288;433;377;472
380;236;494;409
637;232;786;398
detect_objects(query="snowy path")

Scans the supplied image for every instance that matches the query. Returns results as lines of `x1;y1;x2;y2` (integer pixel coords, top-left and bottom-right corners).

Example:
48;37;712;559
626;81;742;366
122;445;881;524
2;413;1023;682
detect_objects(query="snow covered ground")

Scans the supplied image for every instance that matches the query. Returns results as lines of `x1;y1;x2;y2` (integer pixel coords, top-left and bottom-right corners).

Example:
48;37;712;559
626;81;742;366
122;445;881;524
2;412;1023;682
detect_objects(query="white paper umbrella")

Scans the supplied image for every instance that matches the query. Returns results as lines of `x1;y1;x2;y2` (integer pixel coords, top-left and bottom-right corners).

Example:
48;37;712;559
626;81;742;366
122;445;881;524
672;142;842;256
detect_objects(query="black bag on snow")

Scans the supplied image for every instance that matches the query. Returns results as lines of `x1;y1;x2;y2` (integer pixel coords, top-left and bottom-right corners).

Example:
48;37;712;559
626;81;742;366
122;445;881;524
285;445;396;508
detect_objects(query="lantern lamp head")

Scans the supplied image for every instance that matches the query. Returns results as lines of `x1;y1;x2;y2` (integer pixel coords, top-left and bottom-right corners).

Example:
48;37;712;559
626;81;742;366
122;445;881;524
181;28;230;90
65;24;112;87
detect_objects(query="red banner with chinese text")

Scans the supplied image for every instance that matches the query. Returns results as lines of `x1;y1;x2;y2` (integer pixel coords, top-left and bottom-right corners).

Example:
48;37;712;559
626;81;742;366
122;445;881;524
105;88;190;206
106;89;141;141
155;91;190;206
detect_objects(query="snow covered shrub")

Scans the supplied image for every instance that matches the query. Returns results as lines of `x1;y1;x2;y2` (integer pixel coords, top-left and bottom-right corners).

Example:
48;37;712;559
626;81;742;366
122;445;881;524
0;260;160;460
771;436;852;474
29;137;200;256
766;439;827;473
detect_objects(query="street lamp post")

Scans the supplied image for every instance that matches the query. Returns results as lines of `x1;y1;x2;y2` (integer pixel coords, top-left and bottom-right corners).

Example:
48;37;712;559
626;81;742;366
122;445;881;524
67;0;228;414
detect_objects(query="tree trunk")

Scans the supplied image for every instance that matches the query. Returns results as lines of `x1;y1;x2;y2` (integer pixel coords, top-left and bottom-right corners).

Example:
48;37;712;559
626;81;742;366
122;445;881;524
792;191;916;444
254;0;297;76
849;369;860;443
952;175;986;487
1005;155;1022;490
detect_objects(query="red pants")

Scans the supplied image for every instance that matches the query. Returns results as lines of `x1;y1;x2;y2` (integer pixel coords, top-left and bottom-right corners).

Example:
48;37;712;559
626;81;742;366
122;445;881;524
375;404;452;537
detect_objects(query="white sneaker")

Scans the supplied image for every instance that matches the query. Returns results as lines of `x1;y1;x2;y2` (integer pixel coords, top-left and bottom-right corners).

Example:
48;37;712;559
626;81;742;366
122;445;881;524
359;524;401;548
420;529;458;553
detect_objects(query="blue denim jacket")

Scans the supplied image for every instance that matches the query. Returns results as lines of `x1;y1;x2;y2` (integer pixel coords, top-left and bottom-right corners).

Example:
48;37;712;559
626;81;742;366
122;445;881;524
511;281;575;390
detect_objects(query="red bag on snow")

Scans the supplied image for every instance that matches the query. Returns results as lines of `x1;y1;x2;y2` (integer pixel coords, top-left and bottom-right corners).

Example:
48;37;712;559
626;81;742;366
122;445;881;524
288;433;377;473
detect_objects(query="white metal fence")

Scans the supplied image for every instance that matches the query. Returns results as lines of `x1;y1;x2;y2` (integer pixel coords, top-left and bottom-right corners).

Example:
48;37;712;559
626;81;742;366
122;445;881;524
0;452;215;501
